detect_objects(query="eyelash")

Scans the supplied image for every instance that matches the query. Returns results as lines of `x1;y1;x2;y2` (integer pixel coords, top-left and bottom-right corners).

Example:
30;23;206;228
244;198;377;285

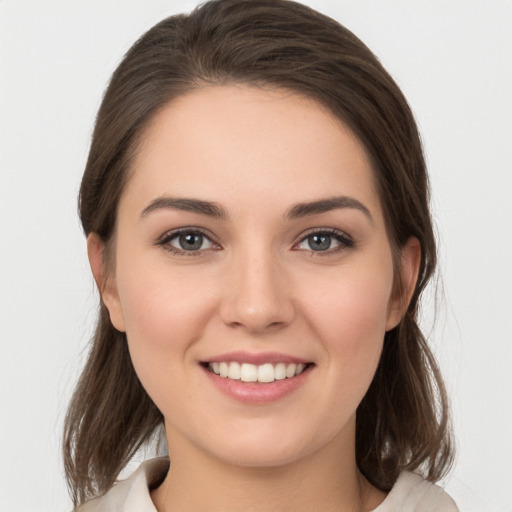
293;228;354;255
156;227;354;256
157;227;219;257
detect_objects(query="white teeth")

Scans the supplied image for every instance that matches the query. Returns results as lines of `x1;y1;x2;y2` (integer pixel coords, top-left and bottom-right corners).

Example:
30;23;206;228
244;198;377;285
274;362;286;380
219;362;229;378
285;363;297;378
240;363;258;382
227;361;241;379
208;361;309;383
257;363;275;383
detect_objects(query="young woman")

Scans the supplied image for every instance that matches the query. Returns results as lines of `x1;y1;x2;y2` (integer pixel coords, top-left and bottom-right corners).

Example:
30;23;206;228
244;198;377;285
63;0;457;510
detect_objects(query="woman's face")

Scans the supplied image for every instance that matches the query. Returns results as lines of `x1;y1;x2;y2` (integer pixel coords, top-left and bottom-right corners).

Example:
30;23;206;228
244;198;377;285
92;85;417;468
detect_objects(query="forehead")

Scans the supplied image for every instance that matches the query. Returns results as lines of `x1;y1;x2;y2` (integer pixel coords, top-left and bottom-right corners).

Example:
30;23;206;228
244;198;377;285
123;85;382;221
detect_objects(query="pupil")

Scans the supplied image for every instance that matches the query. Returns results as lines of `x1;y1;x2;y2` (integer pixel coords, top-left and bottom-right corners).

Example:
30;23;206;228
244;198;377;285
309;234;331;251
180;233;202;250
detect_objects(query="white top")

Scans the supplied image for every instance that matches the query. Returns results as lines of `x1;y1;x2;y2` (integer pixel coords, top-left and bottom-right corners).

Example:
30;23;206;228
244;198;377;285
78;457;458;511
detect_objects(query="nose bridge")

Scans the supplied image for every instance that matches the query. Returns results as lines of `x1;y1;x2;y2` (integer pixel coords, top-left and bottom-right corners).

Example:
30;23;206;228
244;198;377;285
220;242;293;333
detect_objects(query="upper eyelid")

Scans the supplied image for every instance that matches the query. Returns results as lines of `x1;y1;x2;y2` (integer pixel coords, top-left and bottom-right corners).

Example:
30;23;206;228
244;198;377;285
293;228;355;252
157;228;220;257
296;227;353;242
157;226;216;244
155;226;353;248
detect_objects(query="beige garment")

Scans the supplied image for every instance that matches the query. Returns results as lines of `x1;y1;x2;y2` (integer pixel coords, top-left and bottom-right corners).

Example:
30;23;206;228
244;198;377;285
78;457;458;512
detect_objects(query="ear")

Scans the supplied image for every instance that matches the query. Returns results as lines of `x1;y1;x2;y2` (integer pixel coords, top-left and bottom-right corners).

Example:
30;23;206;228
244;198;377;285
87;233;126;332
385;237;421;331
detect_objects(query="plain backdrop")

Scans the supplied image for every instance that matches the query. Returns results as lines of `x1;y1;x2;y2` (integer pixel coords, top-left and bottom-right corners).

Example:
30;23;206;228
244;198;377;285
1;1;511;511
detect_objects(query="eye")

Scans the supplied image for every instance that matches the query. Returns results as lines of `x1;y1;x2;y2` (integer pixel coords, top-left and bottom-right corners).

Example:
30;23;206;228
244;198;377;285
172;232;209;251
295;229;354;253
158;228;218;254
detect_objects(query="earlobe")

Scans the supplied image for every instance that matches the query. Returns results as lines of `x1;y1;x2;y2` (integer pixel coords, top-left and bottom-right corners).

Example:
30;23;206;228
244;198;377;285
385;237;421;331
87;233;126;332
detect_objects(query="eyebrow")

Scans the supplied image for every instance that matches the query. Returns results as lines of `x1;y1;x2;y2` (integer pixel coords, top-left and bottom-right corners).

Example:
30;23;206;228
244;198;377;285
140;196;227;219
140;194;372;223
286;196;373;222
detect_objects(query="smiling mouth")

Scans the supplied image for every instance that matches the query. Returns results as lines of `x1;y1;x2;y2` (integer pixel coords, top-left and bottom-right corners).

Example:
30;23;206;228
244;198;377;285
203;361;313;383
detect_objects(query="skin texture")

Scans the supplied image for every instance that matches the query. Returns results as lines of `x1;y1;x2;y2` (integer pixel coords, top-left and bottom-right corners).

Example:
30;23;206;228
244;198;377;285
88;85;420;512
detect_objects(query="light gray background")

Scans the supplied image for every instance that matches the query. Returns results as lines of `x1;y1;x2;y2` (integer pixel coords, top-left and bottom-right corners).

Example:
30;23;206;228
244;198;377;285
1;1;511;511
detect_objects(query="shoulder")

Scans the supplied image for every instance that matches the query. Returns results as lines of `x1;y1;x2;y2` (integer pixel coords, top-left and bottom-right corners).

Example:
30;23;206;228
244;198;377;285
75;462;456;512
76;457;169;512
373;472;458;512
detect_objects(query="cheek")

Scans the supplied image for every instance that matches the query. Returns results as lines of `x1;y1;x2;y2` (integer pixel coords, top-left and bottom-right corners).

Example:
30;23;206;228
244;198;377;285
116;249;216;338
304;260;392;333
299;258;393;380
113;255;218;393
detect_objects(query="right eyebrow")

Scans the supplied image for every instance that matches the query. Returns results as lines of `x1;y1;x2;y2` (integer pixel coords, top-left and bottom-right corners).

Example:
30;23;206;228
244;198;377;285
140;196;228;220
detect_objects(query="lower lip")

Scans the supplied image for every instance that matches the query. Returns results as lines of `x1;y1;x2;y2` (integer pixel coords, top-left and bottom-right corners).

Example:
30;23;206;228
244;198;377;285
201;365;312;404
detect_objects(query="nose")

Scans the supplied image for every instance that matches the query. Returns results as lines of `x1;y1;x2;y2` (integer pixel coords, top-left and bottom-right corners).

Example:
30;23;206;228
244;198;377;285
219;249;295;335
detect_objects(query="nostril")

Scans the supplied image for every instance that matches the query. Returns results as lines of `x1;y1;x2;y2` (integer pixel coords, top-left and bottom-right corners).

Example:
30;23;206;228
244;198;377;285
218;273;295;333
225;317;288;333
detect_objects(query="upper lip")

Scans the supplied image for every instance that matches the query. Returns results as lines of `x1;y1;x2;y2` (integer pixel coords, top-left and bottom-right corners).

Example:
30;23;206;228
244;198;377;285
202;351;311;365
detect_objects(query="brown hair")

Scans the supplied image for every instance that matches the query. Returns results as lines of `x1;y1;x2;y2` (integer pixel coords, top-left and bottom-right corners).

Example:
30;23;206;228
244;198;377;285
64;0;453;506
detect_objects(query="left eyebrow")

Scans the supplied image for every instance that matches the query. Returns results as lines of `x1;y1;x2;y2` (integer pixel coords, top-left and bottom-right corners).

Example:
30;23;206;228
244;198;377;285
285;196;373;223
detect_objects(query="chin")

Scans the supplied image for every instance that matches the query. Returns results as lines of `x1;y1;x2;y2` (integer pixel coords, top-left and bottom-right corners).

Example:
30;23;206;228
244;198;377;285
199;424;338;470
213;445;308;469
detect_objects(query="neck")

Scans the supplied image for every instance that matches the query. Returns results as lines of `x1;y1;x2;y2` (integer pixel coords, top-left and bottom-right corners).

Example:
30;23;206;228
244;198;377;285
151;422;385;512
